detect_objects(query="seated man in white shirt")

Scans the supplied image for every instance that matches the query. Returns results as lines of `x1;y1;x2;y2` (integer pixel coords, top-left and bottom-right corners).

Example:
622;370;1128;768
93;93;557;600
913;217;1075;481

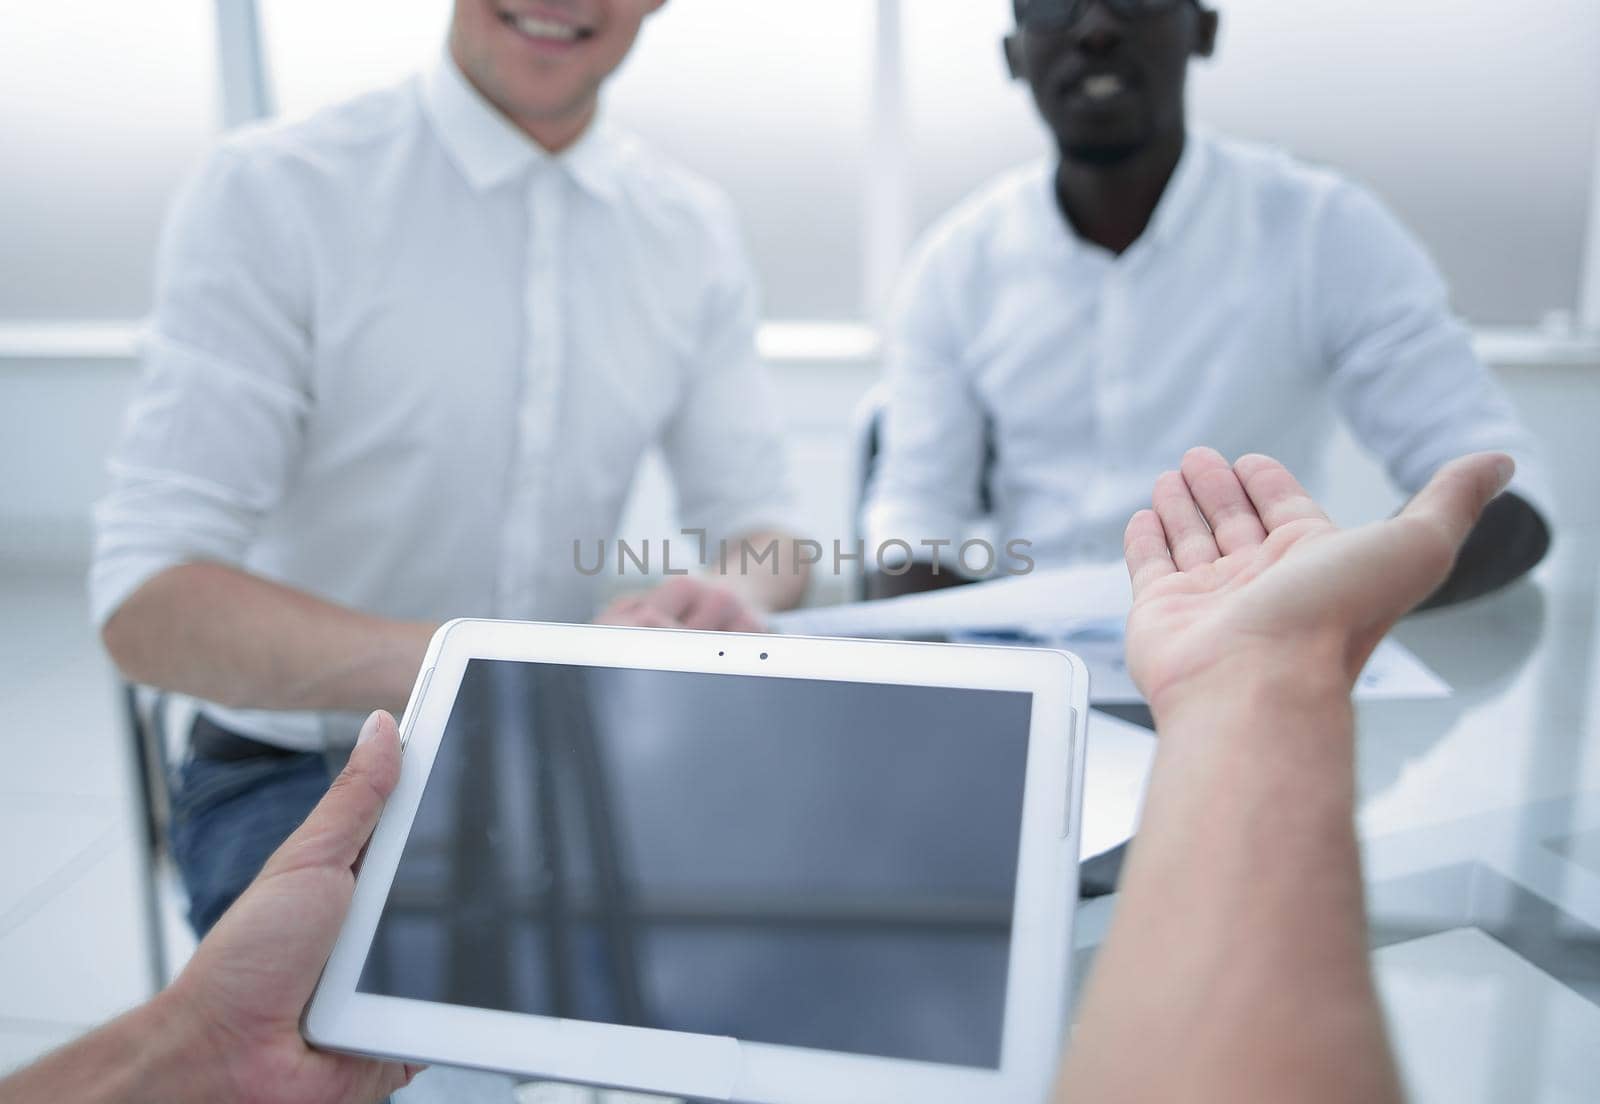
93;0;808;945
863;0;1551;603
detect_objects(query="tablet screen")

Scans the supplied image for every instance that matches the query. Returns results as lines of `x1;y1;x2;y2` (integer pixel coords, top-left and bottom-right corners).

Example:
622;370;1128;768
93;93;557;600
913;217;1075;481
357;660;1033;1070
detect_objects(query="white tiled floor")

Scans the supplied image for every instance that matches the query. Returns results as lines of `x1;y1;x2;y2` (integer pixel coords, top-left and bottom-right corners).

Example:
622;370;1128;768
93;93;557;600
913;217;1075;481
0;565;166;1074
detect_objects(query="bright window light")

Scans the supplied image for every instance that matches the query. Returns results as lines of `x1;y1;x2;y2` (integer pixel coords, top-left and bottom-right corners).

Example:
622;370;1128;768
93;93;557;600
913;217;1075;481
0;2;218;320
905;0;1600;326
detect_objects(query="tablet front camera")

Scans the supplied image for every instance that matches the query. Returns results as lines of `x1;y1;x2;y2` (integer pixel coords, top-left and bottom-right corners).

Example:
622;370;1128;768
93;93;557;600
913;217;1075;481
760;652;769;660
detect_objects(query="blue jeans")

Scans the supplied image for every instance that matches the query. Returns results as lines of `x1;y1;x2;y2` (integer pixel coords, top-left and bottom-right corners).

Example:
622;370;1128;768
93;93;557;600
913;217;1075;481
169;746;332;936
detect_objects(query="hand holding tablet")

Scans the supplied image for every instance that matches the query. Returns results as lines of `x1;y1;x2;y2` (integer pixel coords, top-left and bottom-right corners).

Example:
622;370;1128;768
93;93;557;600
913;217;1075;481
303;621;1089;1103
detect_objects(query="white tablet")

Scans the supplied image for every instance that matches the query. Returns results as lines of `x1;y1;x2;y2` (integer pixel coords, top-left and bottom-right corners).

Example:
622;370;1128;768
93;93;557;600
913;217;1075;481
305;619;1089;1103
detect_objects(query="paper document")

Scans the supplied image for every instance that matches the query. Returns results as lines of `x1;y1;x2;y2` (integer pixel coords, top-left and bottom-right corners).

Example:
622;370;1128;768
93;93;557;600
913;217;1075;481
1079;711;1157;861
954;619;1138;704
1356;639;1452;700
774;566;1451;704
770;562;1133;639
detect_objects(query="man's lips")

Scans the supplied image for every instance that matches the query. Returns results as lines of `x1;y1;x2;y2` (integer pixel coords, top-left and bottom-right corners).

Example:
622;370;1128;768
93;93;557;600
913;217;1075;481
1080;73;1129;101
499;9;595;45
1056;60;1145;100
1055;66;1140;104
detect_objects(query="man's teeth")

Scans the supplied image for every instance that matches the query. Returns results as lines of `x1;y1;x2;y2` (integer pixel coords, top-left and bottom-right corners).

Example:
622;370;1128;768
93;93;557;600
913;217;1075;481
514;15;580;41
1083;74;1126;100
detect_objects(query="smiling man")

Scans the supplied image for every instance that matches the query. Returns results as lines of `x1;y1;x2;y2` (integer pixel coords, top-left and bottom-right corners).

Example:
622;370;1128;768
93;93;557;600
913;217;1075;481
863;0;1552;602
93;8;803;1097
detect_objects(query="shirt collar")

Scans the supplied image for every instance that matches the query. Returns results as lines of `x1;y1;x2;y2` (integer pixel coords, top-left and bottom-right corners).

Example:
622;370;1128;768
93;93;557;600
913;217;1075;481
1142;128;1211;250
1037;128;1213;259
421;51;624;203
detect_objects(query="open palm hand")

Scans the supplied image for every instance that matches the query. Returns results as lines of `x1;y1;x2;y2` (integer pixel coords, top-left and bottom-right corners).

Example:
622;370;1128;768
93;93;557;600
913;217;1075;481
1123;448;1514;719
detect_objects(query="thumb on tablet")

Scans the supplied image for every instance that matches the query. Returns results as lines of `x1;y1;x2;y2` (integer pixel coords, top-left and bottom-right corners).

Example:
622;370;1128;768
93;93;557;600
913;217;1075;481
265;709;403;877
165;710;418;1102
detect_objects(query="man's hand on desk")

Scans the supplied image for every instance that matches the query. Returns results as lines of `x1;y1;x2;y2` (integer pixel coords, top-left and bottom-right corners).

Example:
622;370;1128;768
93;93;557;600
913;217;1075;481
0;712;419;1104
597;576;767;633
1122;446;1514;723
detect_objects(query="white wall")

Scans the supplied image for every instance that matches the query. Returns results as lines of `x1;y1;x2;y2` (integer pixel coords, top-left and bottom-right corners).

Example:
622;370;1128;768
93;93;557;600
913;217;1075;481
0;356;139;566
0;3;217;320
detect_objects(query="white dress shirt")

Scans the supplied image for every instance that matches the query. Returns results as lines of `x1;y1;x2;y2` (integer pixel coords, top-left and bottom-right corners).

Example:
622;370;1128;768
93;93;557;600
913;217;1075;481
864;132;1549;569
92;56;794;750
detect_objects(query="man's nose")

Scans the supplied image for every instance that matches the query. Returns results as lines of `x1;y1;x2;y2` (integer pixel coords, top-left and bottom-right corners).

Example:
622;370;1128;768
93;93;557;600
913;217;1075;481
1072;1;1125;55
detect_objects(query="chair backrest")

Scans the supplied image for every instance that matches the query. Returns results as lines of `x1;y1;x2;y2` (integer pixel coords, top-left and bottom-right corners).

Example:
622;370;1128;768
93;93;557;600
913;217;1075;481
848;385;998;600
847;382;891;594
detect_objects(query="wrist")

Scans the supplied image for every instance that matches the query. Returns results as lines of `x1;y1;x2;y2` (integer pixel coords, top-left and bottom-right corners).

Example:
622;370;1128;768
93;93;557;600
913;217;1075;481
126;987;235;1104
1149;669;1360;828
1149;645;1354;740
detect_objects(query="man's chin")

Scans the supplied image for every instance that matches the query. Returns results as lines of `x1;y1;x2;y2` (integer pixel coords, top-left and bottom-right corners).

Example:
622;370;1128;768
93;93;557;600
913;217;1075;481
1062;141;1146;168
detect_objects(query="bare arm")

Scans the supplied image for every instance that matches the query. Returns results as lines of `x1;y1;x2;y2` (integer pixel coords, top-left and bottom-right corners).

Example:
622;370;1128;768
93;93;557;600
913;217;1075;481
1057;447;1512;1102
0;997;220;1104
718;527;810;613
1060;673;1396;1101
101;562;436;716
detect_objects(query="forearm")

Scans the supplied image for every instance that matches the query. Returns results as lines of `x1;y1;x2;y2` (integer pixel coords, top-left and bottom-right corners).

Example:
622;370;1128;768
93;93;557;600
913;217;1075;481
1416;491;1549;610
717;529;810;612
1058;668;1401;1103
102;561;436;715
0;994;224;1104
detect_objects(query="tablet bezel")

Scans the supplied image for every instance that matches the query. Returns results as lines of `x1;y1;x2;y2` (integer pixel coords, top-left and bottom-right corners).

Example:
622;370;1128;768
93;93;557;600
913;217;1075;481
304;619;1088;1103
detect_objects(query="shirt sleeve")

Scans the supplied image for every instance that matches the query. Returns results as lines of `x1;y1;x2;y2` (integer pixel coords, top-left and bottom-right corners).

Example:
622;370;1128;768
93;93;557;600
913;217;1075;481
658;209;799;552
89;143;315;627
1312;181;1552;520
861;231;987;557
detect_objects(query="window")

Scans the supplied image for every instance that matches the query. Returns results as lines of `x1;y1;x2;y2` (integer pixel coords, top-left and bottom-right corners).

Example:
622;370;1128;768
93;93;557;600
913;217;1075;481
260;0;451;121
0;3;218;320
1191;0;1600;326
261;0;872;323
607;0;873;322
903;0;1600;327
5;0;1594;329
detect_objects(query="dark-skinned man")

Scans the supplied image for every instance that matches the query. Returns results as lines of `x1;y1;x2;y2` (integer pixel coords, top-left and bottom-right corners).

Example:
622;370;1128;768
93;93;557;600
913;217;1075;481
864;0;1551;605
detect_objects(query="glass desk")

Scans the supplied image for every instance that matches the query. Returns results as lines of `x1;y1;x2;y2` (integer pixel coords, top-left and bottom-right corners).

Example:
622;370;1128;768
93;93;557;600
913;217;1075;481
353;532;1598;1102
1075;531;1600;1102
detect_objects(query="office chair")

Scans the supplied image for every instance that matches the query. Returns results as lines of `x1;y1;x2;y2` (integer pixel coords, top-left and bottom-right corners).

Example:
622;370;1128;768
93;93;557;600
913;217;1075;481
848;385;997;600
122;682;195;991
